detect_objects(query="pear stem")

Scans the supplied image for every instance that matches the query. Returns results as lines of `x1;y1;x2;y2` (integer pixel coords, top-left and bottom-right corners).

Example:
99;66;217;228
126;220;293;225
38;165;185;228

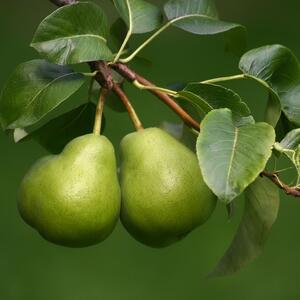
112;83;144;131
93;88;107;135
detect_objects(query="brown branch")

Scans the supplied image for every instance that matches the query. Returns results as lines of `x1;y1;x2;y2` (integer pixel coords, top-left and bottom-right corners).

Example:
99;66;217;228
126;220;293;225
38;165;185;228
112;63;200;131
260;171;300;197
112;83;144;131
89;61;114;90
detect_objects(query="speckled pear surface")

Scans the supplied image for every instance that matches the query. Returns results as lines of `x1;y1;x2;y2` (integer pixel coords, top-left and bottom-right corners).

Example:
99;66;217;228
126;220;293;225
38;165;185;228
120;128;217;248
19;134;121;247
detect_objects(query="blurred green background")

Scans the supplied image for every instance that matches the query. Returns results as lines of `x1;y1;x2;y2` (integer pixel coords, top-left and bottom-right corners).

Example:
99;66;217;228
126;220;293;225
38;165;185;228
1;0;300;299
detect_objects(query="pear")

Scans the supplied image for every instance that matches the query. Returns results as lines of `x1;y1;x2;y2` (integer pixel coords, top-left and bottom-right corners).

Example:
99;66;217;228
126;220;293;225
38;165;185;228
120;128;217;248
19;134;121;247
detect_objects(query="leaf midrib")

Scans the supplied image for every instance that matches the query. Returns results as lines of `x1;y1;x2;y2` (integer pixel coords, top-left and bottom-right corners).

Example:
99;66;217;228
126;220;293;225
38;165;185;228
226;127;239;196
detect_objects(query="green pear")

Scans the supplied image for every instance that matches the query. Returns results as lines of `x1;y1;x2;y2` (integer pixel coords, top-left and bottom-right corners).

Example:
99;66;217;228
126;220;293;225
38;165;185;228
120;127;217;248
19;134;121;247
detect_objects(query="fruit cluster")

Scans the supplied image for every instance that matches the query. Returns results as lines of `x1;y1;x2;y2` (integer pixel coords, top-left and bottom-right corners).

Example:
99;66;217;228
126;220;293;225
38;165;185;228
19;128;216;248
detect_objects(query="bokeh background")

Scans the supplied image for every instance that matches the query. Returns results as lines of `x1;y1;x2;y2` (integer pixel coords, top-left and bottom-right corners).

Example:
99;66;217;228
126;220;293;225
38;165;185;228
1;0;300;299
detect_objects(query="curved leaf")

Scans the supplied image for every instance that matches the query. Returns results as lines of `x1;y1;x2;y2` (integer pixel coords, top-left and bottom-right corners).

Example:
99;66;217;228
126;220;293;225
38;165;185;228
196;108;275;203
164;0;246;55
211;176;279;276
240;45;300;126
15;103;99;154
109;18;128;51
31;2;113;64
179;83;251;119
274;128;300;186
279;128;300;150
113;0;162;34
0;60;85;130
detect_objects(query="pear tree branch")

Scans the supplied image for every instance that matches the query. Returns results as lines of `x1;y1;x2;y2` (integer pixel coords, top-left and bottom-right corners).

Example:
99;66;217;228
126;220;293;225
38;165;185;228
112;63;200;131
260;171;300;197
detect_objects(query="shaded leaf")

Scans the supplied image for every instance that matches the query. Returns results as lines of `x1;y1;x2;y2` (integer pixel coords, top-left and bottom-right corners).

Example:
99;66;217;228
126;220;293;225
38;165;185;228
164;0;246;55
31;2;113;64
274;128;300;186
0;60;85;130
211;176;279;276
109;18;128;51
197;108;275;203
179;83;252;119
113;0;162;34
275;113;296;142
17;103;99;154
240;44;300;126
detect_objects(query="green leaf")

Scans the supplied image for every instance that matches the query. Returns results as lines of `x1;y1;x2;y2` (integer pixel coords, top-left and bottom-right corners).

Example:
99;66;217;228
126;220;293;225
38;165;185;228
211;176;279;276
0;60;85;130
109;18;128;51
240;45;300;126
113;0;162;34
275;113;296;142
275;129;300;186
196;108;275;203
279;128;300;150
164;0;246;55
17;103;98;154
178;83;252;119
31;2;113;65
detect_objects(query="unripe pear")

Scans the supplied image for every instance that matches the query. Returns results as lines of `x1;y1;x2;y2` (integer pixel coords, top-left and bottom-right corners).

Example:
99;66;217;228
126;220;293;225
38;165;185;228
120;127;216;248
19;134;121;247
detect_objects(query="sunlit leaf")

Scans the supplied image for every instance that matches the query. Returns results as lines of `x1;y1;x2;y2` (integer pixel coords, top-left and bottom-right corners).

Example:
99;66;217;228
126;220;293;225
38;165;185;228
197;108;275;203
31;2;113;64
164;0;246;56
113;0;162;34
240;45;300;126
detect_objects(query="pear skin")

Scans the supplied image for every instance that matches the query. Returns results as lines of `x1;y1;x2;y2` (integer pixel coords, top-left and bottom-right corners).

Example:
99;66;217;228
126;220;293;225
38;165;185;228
120;128;217;248
19;134;121;247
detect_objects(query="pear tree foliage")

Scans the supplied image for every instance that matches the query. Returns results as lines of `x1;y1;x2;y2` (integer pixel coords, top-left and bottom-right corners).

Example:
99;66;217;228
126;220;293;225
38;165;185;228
1;0;300;276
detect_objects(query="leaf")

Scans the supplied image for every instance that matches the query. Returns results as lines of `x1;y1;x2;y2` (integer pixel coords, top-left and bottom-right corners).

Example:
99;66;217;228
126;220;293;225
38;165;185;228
17;103;98;154
0;60;85;130
279;128;300;150
164;0;246;55
178;83;252;119
274;128;300;186
196;108;275;203
239;44;300;126
275;113;296;142
211;176;280;276
113;0;162;34
109;18;128;51
31;2;113;65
